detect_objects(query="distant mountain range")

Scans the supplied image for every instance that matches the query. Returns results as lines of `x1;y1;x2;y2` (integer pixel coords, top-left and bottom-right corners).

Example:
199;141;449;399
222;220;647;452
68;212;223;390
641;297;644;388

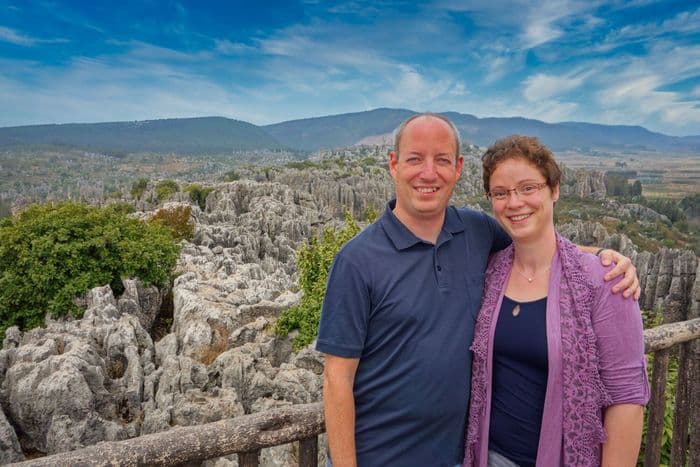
2;108;699;155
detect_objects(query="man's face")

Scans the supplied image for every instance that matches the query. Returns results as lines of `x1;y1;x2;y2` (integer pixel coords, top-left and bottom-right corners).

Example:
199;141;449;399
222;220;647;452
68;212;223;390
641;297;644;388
389;116;463;226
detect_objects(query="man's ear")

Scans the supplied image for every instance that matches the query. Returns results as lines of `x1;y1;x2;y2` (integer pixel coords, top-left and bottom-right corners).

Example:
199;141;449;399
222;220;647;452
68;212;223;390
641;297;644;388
455;155;464;178
389;151;398;176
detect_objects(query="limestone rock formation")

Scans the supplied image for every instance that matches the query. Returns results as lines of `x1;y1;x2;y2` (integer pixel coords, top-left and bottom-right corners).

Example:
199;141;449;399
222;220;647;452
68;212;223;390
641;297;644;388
1;167;696;466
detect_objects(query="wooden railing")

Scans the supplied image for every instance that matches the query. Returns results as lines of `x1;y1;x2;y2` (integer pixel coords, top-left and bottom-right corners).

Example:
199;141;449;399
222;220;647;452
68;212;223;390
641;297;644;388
10;317;700;467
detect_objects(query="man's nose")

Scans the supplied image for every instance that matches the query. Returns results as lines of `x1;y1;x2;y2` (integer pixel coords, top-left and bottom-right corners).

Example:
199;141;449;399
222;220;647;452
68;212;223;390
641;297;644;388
419;161;438;179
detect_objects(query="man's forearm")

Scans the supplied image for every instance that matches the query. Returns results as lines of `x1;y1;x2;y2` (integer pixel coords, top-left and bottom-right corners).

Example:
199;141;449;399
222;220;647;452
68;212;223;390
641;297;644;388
323;375;357;467
602;404;644;467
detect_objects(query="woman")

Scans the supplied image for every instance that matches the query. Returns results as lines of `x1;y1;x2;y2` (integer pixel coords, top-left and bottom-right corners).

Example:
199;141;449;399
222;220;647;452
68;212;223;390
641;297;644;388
463;136;649;467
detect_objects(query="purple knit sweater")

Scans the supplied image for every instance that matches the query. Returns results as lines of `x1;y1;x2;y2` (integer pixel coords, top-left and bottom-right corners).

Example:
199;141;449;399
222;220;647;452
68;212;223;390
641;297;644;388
464;233;649;466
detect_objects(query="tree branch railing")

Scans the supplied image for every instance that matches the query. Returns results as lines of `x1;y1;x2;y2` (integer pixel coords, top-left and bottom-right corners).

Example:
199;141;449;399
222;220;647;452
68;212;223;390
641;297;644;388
9;318;700;467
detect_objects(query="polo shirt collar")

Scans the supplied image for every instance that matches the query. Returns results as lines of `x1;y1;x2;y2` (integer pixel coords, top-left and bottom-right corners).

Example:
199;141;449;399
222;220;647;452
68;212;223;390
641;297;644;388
380;199;464;250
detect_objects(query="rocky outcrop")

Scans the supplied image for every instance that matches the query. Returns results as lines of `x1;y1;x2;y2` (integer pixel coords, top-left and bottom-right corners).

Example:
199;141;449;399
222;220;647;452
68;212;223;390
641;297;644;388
0;282;160;455
560;219;698;315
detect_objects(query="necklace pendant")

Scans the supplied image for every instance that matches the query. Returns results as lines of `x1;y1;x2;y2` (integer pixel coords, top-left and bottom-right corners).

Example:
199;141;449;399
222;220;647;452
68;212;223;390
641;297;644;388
527;277;533;283
512;304;521;317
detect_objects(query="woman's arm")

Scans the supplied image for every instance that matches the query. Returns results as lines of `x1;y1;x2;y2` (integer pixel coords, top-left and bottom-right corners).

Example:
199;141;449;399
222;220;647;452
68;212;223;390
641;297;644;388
602;404;644;467
589;258;649;465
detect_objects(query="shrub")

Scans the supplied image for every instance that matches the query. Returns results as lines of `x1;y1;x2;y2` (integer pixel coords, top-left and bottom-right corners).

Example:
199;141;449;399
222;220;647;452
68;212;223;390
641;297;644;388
0;201;180;339
184;183;215;211
130;178;149;200
149;204;195;241
155;179;179;201
275;212;360;350
223;169;240;182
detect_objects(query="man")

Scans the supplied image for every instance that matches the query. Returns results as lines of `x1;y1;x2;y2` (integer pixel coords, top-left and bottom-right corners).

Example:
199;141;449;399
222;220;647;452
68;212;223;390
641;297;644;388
316;113;638;467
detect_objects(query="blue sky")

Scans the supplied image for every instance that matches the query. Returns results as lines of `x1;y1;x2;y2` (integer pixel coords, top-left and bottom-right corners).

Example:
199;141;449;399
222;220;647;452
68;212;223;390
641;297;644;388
1;1;699;136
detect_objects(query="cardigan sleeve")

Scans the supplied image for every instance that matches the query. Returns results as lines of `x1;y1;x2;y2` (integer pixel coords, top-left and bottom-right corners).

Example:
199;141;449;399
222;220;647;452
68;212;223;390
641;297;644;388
588;257;650;406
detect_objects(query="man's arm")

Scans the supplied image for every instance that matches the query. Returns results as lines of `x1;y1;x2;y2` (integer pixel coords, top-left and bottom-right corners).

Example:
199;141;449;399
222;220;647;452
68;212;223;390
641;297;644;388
324;355;360;467
578;246;640;299
602;404;644;466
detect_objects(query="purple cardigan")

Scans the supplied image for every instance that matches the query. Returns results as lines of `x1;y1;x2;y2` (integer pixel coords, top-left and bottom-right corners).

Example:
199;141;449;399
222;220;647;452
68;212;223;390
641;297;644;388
464;234;649;466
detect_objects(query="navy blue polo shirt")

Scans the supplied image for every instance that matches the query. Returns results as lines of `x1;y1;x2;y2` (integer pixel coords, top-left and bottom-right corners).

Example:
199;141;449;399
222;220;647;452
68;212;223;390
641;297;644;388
316;201;510;467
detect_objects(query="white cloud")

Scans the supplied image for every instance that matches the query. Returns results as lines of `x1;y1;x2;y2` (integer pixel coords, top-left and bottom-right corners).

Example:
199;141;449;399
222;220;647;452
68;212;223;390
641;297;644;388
214;39;256;55
596;6;700;52
0;26;68;46
523;71;588;101
0;26;38;46
377;66;453;107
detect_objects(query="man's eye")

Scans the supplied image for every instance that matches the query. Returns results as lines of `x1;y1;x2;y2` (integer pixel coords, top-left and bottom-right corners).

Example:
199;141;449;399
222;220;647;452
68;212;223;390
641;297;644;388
437;158;451;165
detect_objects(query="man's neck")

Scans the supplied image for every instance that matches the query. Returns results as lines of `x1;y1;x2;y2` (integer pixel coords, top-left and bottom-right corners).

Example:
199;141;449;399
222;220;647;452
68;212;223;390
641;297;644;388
392;207;445;244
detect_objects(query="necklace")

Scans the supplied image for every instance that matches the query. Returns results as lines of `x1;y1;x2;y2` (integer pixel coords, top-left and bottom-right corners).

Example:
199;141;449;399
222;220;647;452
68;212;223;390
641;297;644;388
513;263;551;283
512;304;521;317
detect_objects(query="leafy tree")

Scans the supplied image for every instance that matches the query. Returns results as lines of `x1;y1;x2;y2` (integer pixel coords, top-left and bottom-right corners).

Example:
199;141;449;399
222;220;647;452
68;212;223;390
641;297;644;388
275;212;360;350
149;204;195;241
155;179;179;201
184;183;215;210
0;202;180;339
130;177;149;199
223;169;240;182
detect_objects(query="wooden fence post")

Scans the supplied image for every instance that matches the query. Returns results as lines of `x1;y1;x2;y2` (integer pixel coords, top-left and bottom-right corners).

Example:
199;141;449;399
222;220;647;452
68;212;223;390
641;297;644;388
644;347;670;467
298;436;318;467
688;263;700;466
238;450;260;467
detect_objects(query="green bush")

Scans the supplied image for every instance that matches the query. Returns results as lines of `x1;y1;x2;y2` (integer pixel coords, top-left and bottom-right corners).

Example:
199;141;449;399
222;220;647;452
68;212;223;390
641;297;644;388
0;202;180;339
223;169;240;182
275;212;360;350
184;183;215;211
155;179;179;201
130;178;149;199
149;204;195;241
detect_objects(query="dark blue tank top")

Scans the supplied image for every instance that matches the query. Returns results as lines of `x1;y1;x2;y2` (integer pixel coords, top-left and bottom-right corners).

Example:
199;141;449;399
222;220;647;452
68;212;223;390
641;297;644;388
488;296;548;467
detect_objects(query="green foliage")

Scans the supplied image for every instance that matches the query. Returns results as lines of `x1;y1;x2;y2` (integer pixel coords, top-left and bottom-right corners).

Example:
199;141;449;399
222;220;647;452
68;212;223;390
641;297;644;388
0;202;180;339
149;205;195;241
155;179;179;201
106;202;135;216
604;172;641;198
643;198;687;224
184;183;215;210
679;193;700;218
275;212;360;350
223;169;240;182
130;177;149;199
363;204;378;223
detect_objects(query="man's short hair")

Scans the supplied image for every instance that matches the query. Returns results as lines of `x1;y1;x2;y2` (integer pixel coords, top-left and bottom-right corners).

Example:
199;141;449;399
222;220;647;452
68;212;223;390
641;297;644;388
393;113;462;160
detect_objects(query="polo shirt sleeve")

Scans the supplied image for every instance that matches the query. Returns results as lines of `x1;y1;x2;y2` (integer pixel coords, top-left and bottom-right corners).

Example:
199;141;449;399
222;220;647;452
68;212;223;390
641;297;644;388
315;253;370;359
590;261;650;406
483;212;512;253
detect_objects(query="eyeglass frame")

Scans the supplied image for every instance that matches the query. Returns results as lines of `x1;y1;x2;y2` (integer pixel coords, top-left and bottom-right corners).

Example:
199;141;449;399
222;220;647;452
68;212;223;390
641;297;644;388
486;182;549;201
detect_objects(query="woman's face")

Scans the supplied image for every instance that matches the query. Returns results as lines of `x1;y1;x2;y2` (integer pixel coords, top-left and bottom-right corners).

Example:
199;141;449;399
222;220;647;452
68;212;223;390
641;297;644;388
488;157;559;244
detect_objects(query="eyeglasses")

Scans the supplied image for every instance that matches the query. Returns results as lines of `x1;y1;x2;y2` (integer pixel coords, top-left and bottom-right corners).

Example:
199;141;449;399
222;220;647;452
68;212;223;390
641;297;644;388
486;182;548;201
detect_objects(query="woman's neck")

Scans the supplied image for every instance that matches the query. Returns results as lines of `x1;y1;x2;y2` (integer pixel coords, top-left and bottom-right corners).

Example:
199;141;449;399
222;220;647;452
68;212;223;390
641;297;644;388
512;226;557;272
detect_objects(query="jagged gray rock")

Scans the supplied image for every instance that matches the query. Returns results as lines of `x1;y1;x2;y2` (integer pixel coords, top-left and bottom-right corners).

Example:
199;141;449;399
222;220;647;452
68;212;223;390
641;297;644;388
0;405;24;463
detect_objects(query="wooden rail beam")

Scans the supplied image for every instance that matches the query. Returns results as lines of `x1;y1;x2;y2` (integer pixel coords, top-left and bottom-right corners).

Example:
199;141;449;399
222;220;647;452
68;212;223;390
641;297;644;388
644;318;700;353
9;403;324;467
